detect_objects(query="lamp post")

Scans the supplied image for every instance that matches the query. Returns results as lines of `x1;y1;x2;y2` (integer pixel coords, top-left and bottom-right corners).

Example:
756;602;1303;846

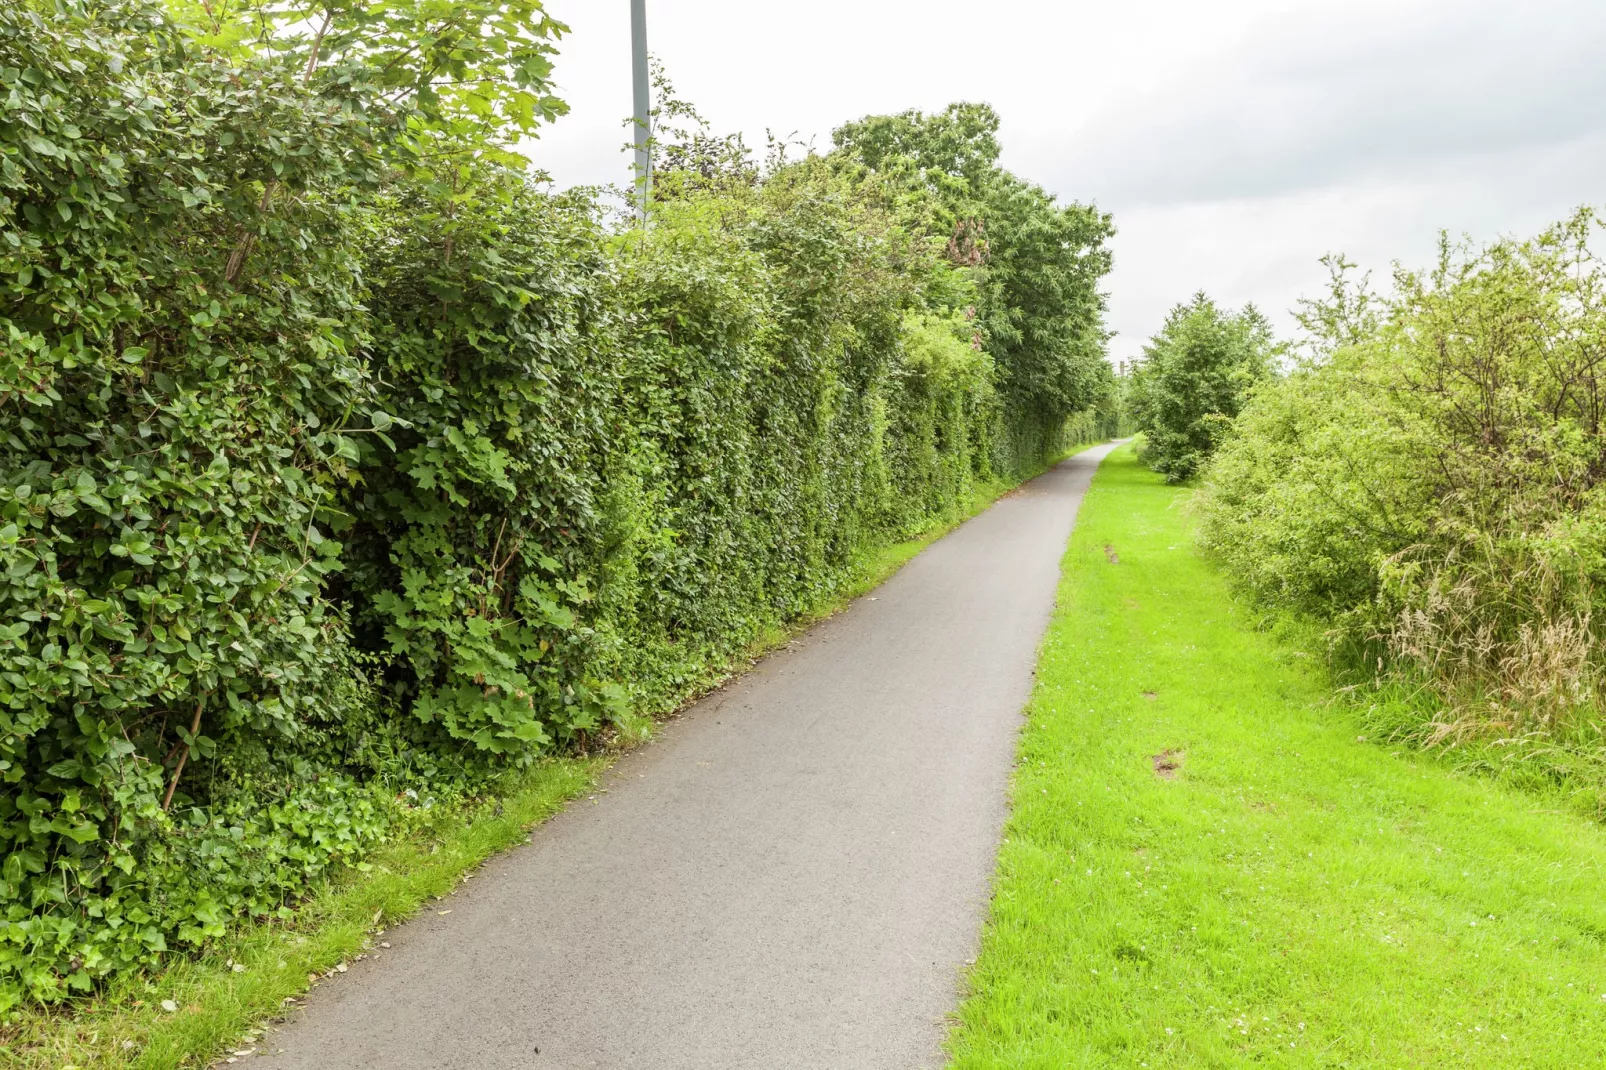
631;0;651;219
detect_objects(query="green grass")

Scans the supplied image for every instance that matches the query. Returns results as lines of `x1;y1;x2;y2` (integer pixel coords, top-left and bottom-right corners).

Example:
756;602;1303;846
8;440;1113;1069
948;444;1606;1068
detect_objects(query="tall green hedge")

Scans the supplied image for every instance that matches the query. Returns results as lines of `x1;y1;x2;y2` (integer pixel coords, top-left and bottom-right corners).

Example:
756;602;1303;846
0;0;393;1005
0;0;1114;1008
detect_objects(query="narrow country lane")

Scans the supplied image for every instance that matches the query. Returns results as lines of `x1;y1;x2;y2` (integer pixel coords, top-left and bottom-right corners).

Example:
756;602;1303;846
255;443;1120;1070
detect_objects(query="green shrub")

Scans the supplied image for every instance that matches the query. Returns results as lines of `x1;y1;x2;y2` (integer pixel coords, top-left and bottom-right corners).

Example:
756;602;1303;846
1198;210;1606;783
339;176;624;757
0;0;401;1005
1127;294;1278;482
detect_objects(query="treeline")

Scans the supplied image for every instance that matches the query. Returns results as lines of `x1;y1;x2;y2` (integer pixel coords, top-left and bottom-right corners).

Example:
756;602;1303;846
0;1;1115;1006
1128;212;1606;812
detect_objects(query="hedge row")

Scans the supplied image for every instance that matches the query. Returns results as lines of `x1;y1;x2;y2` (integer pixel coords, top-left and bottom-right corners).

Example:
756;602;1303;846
1197;214;1606;797
0;0;1115;1006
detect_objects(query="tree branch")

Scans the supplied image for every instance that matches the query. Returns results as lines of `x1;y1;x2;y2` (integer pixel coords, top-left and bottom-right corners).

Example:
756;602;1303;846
160;700;205;811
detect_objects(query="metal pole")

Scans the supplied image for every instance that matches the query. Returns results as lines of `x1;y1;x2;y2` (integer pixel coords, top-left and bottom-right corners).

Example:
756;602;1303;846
631;0;650;219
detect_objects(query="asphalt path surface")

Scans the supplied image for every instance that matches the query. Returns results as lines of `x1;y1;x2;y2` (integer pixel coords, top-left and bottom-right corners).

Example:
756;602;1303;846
257;442;1119;1069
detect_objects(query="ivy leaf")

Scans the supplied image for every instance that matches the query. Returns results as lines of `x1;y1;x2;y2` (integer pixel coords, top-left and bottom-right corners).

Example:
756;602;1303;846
47;759;83;779
50;817;102;845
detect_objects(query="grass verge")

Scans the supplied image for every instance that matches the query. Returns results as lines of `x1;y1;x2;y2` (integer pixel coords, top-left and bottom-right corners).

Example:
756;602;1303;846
8;441;1112;1069
948;443;1606;1068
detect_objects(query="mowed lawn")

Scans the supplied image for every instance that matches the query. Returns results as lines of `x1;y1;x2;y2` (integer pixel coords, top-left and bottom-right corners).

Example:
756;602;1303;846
948;445;1606;1068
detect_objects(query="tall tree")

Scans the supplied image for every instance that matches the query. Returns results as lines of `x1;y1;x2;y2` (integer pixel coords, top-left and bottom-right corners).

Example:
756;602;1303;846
1128;294;1279;482
832;103;1115;421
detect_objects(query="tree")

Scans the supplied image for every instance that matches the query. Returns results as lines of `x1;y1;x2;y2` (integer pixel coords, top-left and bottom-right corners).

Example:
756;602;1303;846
832;103;1114;422
1128;294;1278;482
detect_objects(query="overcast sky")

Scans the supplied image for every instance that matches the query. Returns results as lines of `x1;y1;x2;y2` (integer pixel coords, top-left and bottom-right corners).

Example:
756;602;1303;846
528;0;1606;363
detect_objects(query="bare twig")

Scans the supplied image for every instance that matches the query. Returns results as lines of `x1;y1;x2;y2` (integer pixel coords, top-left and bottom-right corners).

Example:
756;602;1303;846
223;10;332;285
161;700;205;811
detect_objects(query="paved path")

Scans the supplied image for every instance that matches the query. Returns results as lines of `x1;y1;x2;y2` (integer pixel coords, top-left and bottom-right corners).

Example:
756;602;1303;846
258;443;1119;1069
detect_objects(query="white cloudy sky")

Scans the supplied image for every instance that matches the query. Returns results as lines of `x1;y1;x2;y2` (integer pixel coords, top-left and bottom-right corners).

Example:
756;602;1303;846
528;0;1606;363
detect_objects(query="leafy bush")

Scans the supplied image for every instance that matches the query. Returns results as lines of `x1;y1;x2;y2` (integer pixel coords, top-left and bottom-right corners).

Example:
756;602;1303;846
0;1;1115;1009
1127;294;1277;482
0;0;398;1004
1198;210;1606;789
340;177;624;757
